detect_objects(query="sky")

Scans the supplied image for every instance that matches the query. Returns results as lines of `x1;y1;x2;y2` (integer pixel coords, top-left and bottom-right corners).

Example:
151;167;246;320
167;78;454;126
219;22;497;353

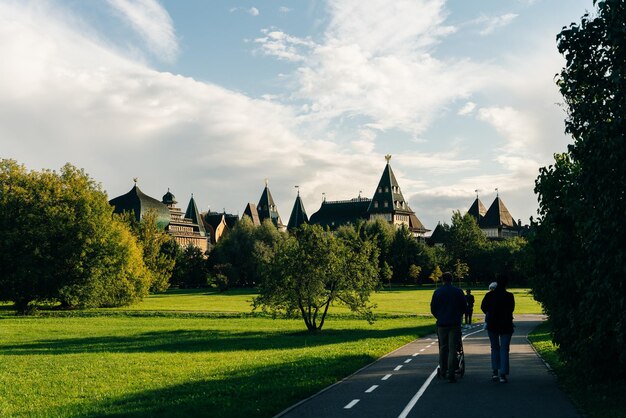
0;0;596;231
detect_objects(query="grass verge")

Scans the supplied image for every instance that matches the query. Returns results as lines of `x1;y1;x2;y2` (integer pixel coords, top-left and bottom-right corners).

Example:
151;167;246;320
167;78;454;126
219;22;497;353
0;314;435;417
528;321;626;418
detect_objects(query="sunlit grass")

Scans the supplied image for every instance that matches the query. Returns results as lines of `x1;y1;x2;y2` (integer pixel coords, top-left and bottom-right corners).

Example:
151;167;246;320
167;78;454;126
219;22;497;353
0;314;434;417
0;286;543;417
108;286;543;316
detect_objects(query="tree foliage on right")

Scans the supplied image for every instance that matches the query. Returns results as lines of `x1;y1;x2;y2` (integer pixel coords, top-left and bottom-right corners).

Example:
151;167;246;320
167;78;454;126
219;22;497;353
531;0;626;380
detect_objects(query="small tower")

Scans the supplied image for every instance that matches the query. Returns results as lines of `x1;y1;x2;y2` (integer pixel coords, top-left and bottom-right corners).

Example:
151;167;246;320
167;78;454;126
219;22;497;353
257;179;285;229
287;186;309;230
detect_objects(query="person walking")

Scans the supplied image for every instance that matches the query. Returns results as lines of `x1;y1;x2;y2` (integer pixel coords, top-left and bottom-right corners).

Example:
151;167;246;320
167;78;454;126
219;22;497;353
481;277;515;383
464;289;475;326
430;272;467;382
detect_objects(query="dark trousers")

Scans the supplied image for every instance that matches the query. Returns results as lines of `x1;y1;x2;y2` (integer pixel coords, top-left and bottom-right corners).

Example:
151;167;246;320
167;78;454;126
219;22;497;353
465;309;473;325
437;325;461;379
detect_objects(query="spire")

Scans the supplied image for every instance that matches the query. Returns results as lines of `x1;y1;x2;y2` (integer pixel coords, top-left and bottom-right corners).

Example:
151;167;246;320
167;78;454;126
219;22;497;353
287;190;309;230
481;195;517;229
185;195;206;236
468;193;487;223
257;182;283;227
367;155;410;214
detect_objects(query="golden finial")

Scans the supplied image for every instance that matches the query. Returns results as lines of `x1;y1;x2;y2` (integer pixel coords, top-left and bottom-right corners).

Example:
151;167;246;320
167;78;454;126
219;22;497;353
133;177;138;184
385;154;392;163
265;178;269;187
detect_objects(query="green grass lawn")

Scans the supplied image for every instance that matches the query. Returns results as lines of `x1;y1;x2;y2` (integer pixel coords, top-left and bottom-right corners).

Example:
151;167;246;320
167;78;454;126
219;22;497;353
0;287;541;417
528;322;626;418
109;286;543;316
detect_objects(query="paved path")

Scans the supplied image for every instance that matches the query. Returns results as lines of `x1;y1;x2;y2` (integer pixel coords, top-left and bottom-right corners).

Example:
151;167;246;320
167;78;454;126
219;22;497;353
276;315;580;418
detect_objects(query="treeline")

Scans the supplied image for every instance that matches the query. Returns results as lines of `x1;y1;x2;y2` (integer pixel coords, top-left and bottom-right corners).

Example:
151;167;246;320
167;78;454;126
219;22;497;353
0;158;529;315
175;210;529;291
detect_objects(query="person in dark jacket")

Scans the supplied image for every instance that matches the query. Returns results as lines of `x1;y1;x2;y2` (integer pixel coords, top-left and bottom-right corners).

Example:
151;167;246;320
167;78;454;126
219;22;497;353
481;277;515;383
464;289;475;326
430;272;467;382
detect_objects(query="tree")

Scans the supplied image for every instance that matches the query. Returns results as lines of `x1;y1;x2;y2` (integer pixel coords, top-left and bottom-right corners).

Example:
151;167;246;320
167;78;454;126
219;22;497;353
531;0;626;380
123;210;176;292
429;265;443;286
0;160;150;313
453;259;469;287
171;244;211;289
362;218;395;284
446;211;487;265
389;225;421;284
254;224;380;332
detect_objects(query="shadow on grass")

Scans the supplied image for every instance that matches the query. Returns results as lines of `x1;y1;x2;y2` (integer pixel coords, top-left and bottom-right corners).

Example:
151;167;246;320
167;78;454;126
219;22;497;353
0;324;435;356
29;353;380;418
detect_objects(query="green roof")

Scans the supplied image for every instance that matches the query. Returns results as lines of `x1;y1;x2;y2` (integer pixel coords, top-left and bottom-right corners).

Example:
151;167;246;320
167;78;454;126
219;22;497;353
109;184;171;229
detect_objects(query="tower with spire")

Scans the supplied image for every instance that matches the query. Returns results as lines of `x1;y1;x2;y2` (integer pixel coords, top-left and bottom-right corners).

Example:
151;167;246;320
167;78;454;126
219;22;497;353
367;155;428;236
467;189;487;224
480;190;519;239
162;189;209;251
287;186;309;230
257;179;285;230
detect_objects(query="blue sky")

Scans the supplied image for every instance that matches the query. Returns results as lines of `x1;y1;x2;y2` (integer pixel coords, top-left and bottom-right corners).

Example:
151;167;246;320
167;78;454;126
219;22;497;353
0;0;594;230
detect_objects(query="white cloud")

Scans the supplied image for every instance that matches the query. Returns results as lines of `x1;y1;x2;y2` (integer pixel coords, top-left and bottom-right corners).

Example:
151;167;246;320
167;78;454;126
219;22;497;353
278;6;292;14
1;1;447;222
254;29;316;62
230;7;260;16
474;13;519;36
107;0;179;62
458;101;476;116
256;0;487;137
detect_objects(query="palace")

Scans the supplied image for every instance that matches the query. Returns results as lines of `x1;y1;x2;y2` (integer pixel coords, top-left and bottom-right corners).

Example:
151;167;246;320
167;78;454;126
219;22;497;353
108;155;522;251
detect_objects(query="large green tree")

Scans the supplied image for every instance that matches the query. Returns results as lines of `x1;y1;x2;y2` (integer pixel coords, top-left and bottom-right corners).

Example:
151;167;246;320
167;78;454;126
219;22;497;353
531;0;626;380
0;160;150;313
123;210;176;292
254;224;380;332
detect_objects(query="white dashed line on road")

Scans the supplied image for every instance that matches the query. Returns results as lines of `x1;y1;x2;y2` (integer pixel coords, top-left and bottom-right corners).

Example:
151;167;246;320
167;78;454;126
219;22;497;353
419;348;426;352
344;399;359;409
365;385;379;393
404;359;412;364
394;365;403;371
412;352;419;356
382;374;392;380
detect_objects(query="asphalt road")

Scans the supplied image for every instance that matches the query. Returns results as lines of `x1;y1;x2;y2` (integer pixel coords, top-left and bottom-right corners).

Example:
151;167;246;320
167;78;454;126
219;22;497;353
276;315;581;418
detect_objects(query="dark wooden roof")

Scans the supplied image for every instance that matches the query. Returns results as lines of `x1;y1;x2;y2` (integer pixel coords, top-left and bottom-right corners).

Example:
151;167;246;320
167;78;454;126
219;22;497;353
427;222;448;245
225;214;239;229
367;159;413;216
287;194;309;230
467;198;487;223
409;212;429;233
109;184;171;229
309;198;370;229
480;197;518;229
184;195;206;236
257;186;284;227
243;203;261;226
162;189;177;205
